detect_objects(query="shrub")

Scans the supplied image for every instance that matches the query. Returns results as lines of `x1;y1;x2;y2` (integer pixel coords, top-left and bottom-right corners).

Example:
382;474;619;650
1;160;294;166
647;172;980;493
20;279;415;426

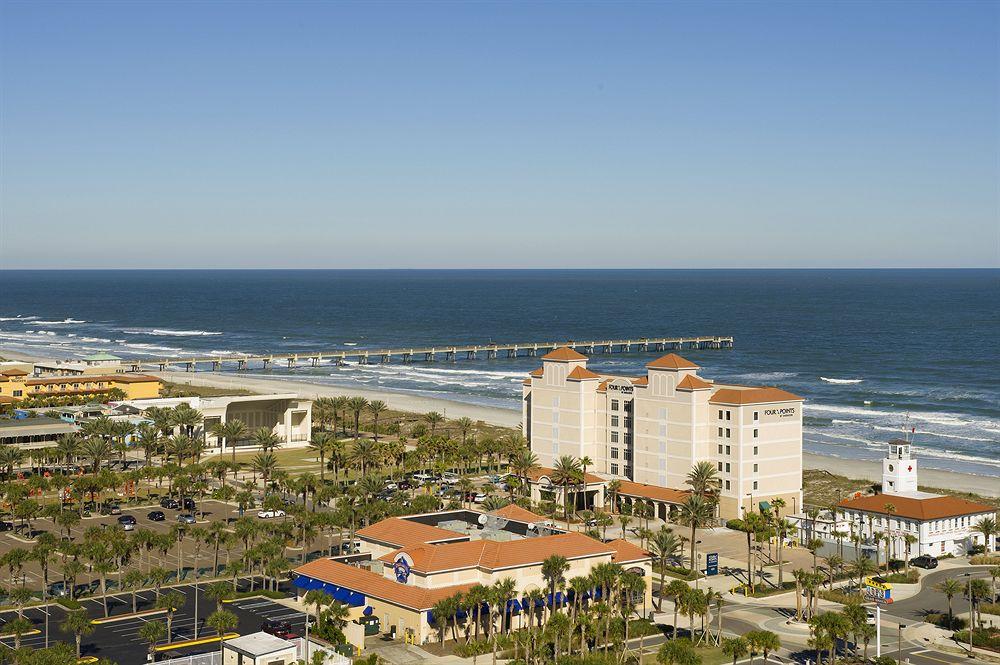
953;627;1000;652
454;639;492;657
971;555;1000;565
969;544;987;555
726;519;744;530
56;597;82;610
818;589;859;604
981;602;1000;617
925;613;966;630
883;569;920;584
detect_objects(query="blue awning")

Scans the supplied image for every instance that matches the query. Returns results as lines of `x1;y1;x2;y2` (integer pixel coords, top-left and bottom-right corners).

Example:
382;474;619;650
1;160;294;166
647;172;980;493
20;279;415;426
322;583;339;596
363;606;373;616
506;599;521;613
334;587;351;602
308;579;326;590
347;592;365;607
293;576;311;589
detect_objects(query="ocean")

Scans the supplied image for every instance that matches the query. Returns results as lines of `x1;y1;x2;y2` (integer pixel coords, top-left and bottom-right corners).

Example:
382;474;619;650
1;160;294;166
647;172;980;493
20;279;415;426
1;269;997;478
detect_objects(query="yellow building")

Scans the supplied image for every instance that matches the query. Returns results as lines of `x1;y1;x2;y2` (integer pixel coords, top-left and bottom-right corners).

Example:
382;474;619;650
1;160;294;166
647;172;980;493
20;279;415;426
0;369;161;404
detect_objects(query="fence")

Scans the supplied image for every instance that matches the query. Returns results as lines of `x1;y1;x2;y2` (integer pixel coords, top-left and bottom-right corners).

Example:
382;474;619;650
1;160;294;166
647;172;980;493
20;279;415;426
153;652;220;665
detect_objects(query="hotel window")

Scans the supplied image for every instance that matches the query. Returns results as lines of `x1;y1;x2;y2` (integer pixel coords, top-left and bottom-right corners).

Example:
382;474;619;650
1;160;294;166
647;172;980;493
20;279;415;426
658;408;667;419
725;446;731;455
753;411;759;421
659;424;666;436
611;431;619;443
13;391;21;397
753;446;759;456
725;463;730;473
73;383;79;388
718;410;723;420
725;428;731;438
624;449;632;461
718;462;723;471
717;445;723;454
553;397;560;407
611;464;619;475
753;429;759;438
725;480;731;491
717;427;723;437
552;427;559;439
611;399;619;411
753;481;758;490
552;412;559;423
611;415;619;427
726;410;731;421
611;448;619;459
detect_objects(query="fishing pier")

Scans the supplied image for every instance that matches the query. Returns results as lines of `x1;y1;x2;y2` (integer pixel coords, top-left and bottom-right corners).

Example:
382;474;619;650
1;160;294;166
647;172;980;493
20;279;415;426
130;335;734;372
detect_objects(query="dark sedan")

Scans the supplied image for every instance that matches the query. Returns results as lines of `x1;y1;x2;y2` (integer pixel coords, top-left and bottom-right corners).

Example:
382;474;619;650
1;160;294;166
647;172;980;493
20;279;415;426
147;510;166;522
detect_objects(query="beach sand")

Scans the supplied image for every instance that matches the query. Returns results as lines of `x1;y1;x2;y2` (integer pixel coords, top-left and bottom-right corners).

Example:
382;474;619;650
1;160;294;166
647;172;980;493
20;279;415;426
155;370;1000;497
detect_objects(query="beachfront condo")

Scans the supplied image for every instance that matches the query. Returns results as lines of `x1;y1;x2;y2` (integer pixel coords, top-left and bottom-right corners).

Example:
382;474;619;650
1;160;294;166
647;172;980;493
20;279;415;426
522;347;804;520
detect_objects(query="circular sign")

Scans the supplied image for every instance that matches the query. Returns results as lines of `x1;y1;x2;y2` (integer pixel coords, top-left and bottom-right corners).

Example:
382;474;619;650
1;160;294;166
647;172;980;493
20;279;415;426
393;555;411;583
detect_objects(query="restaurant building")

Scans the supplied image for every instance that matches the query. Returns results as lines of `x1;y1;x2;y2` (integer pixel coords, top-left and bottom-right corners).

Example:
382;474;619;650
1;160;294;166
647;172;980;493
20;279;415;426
292;509;651;645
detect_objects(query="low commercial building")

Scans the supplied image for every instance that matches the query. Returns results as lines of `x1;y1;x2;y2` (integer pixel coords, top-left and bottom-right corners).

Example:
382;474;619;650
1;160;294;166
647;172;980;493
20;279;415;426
0;416;77;450
522;348;804;519
222;632;297;665
118;394;312;450
797;439;997;558
293;509;652;645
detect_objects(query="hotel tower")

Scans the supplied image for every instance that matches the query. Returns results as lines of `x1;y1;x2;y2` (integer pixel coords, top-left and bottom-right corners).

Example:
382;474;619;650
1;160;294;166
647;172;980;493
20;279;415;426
522;348;804;519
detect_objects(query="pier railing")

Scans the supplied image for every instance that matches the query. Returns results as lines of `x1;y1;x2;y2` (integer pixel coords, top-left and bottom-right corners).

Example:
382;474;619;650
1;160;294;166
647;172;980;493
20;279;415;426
129;335;734;372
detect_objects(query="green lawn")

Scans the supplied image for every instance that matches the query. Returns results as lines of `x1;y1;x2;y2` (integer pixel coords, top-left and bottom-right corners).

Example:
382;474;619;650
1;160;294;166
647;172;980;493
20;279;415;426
641;642;729;665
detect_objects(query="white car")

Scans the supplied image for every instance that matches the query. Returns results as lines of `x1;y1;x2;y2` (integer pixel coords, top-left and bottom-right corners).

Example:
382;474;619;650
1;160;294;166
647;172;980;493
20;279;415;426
257;509;286;519
440;473;460;485
472;493;487;504
384;482;398;491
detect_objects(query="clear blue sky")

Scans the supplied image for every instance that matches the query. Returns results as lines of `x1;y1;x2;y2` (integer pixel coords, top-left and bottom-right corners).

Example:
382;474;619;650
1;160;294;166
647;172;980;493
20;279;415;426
1;1;997;269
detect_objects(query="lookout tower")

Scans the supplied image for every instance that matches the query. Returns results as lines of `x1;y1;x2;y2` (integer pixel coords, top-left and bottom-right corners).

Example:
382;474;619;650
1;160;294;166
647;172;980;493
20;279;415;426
882;438;918;495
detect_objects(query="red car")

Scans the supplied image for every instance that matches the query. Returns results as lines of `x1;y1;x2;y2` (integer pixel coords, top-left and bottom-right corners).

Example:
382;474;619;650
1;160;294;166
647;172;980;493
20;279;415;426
261;619;296;639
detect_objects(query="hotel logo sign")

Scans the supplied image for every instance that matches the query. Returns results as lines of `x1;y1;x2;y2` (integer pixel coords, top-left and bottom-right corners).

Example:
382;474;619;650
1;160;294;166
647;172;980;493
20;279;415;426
393;554;413;583
764;407;796;419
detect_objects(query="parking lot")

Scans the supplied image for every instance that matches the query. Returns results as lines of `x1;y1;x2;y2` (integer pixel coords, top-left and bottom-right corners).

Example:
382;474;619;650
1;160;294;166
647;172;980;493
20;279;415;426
0;582;306;665
0;498;338;600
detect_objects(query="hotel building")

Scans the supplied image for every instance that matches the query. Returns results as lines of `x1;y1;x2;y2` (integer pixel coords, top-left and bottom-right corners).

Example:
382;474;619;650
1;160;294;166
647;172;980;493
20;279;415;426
522;348;804;520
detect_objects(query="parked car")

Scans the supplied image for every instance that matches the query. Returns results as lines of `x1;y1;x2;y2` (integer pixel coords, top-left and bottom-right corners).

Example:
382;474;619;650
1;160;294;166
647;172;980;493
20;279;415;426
176;513;196;524
261;619;296;639
257;509;286;519
440;473;460;485
159;497;179;509
147;510;166;522
384;481;398;491
585;517;599;527
397;481;412;491
0;521;13;532
911;555;938;569
118;515;137;531
411;473;435;484
182;497;196;511
47;581;70;598
473;493;487;504
101;503;122;516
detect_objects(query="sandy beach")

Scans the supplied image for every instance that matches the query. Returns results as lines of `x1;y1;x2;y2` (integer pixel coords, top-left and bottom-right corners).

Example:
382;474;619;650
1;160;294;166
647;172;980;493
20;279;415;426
154;370;1000;497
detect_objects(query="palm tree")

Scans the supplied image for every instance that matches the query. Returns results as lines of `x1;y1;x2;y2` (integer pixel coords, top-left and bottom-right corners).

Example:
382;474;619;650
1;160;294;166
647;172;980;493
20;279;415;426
309;431;334;480
722;636;750;665
4;616;34;650
252;427;282;453
157;590;185;643
423;411;444;437
746;630;781;665
686;461;721;497
55;433;82;471
974;515;997;554
139;621;166;657
541;554;569;622
738;512;768;594
249;453;278;487
677;494;714;577
210;420;248;462
61;611;94;658
550;455;582;530
347;439;379;477
935;578;963;628
347;397;369;439
366;400;388;441
80;437;112;474
650;526;682;610
206;609;238;657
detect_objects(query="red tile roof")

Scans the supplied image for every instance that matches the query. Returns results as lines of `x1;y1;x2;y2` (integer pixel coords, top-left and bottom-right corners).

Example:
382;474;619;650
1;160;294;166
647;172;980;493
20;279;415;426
379;532;614;573
617;480;691;505
541;347;588;361
709;387;803;405
567;366;602;381
529;367;544;377
676;375;713;390
646;354;699;370
293;558;473;610
607;539;652;564
1;369;29;377
357;517;468;549
490;503;547;524
837;493;995;521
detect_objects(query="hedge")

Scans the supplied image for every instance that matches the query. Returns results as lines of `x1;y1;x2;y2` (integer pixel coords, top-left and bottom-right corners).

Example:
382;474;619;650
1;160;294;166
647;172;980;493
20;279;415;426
971;555;1000;565
953;628;1000;652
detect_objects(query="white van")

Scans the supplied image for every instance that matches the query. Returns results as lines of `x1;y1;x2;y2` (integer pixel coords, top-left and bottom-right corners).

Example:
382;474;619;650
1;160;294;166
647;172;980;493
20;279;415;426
411;473;435;484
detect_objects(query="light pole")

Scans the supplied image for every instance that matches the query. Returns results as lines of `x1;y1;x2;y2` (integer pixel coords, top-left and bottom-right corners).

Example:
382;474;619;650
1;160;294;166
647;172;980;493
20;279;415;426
963;573;974;658
695;543;703;590
897;623;906;663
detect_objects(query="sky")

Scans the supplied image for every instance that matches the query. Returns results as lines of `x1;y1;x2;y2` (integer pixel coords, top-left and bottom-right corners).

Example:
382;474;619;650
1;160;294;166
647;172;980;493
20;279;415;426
1;1;997;269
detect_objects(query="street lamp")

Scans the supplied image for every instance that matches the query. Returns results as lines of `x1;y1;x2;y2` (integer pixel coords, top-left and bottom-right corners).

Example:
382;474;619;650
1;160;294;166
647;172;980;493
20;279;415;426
963;573;974;658
694;541;703;590
897;623;906;663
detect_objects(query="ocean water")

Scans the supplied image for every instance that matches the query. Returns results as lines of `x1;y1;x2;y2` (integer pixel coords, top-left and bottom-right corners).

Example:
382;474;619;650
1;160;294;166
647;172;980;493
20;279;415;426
1;269;997;477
